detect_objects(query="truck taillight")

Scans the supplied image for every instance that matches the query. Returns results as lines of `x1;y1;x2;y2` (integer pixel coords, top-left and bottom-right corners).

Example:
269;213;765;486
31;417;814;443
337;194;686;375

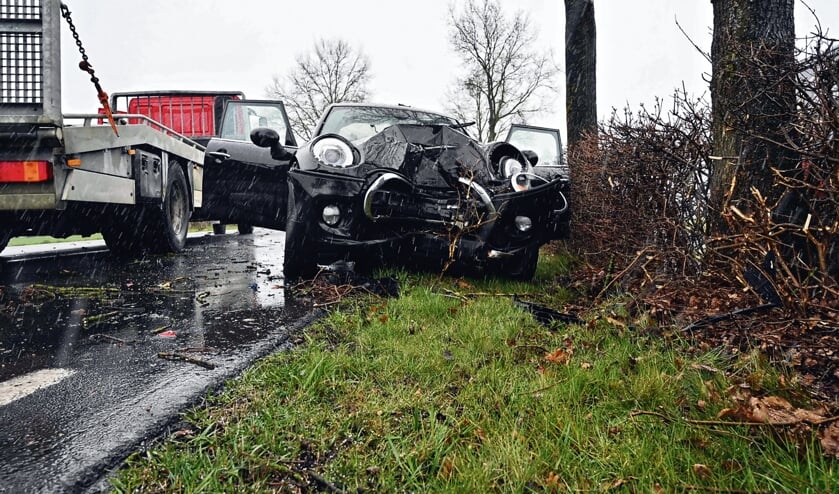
0;161;53;183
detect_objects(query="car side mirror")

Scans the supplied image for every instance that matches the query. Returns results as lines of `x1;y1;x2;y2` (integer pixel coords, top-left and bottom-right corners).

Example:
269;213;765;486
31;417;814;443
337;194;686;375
251;127;293;161
522;149;539;166
251;127;280;148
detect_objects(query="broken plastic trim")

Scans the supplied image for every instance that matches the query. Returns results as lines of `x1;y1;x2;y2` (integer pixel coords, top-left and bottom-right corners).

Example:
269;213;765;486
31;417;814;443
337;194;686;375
363;173;414;222
457;176;498;221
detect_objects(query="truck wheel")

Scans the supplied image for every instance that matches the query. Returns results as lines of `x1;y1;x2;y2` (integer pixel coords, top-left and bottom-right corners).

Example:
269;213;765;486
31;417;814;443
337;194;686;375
102;224;141;254
283;222;317;281
102;207;148;255
237;224;254;235
0;232;10;253
147;163;191;253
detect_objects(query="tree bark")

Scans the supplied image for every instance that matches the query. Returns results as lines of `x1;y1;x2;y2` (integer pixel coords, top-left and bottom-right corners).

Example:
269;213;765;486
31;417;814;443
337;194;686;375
565;0;597;152
709;0;795;231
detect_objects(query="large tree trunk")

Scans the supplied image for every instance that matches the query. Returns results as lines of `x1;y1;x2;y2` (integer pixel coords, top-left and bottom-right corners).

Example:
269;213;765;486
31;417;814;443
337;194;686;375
709;0;795;231
565;0;597;153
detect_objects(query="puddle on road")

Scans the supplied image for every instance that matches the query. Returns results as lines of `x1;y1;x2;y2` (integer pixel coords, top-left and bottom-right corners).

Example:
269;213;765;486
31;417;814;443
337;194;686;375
0;232;306;382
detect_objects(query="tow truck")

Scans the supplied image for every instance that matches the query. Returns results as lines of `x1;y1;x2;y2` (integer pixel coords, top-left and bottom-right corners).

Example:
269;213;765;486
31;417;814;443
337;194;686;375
0;0;205;254
0;0;295;254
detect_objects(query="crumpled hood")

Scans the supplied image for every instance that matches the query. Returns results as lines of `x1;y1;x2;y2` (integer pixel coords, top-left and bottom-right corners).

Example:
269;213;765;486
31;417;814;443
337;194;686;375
359;124;495;188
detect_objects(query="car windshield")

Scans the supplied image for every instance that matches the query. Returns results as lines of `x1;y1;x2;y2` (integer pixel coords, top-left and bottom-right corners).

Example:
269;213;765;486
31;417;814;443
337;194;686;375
318;106;457;142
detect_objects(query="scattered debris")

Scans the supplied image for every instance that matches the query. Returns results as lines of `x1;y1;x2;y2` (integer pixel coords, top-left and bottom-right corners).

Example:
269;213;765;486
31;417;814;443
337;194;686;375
157;330;177;338
157;352;215;370
151;324;173;334
88;333;131;345
82;311;121;329
679;303;778;333
291;262;401;307
512;296;584;327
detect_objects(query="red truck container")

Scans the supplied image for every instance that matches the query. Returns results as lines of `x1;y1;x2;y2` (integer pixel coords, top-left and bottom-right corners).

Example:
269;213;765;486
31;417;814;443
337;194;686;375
107;91;245;144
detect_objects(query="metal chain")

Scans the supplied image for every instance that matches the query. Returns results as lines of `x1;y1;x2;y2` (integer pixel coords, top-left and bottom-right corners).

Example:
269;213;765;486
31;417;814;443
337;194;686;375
59;2;119;136
59;3;95;80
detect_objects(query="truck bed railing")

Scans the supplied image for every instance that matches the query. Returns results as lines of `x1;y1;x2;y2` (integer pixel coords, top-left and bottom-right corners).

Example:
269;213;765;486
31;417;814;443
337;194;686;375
62;113;206;151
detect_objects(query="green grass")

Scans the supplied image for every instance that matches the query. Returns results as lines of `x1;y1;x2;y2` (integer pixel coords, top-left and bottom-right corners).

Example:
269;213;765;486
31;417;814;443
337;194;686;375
111;251;837;493
8;234;103;247
5;222;214;247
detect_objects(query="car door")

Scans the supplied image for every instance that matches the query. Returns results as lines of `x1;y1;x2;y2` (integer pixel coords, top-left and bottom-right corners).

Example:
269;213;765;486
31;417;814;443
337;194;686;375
504;124;571;239
198;100;297;230
504;124;567;177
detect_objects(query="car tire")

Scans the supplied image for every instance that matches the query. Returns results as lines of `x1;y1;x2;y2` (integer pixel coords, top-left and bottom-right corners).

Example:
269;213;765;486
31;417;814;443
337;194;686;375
495;247;539;281
237;223;254;235
212;223;226;235
146;162;191;253
283;222;317;281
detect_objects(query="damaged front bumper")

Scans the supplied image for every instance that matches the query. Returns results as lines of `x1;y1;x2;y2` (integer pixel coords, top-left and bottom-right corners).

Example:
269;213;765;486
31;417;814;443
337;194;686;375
286;168;570;271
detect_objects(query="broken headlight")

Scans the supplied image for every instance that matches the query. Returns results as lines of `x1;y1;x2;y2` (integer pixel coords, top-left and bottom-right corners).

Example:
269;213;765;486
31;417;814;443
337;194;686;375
312;136;356;168
499;156;524;178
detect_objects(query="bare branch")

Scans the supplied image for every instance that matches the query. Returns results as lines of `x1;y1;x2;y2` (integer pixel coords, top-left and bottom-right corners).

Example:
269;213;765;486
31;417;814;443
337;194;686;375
266;38;371;140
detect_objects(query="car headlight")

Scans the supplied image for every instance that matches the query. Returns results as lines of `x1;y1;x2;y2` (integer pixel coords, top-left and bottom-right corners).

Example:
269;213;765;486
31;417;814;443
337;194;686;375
515;215;533;232
322;204;341;226
499;156;524;178
312;137;355;168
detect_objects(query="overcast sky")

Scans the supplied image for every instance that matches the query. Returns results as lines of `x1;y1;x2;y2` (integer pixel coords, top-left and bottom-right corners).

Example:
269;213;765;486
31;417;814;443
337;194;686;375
58;1;839;142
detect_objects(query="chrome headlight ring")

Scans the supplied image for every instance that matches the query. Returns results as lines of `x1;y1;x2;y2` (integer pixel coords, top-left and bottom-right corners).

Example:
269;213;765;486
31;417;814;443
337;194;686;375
311;134;358;168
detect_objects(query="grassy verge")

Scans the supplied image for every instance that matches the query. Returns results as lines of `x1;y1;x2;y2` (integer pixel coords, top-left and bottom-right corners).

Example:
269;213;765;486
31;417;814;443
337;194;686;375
8;234;103;247
6;223;214;247
111;251;836;492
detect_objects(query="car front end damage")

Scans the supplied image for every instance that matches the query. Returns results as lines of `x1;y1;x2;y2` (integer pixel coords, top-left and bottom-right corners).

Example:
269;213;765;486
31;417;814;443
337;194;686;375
283;123;570;280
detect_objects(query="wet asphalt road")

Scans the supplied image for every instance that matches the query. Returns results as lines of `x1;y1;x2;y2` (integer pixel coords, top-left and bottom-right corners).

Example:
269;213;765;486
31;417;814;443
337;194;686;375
0;229;316;493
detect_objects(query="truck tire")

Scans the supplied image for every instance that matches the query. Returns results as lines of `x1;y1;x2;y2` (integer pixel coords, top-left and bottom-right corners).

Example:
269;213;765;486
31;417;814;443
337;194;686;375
0;232;10;253
147;162;191;253
237;224;254;235
102;223;142;255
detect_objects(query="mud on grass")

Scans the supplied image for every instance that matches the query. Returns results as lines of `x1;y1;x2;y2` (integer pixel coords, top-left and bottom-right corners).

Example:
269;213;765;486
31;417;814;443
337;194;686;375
111;252;837;493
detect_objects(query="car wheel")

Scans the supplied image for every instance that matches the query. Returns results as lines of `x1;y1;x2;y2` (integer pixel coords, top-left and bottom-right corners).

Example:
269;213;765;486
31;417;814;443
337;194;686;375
212;223;226;235
495;247;539;281
237;223;254;235
283;222;317;281
146;162;191;253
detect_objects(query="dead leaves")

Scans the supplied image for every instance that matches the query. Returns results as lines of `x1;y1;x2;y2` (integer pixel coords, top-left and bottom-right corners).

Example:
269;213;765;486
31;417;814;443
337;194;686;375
714;394;839;458
717;395;830;426
821;422;839;458
544;348;571;365
544;338;575;366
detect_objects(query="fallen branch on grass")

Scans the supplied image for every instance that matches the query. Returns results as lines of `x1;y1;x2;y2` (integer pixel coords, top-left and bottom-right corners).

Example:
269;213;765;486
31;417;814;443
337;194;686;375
679;304;777;333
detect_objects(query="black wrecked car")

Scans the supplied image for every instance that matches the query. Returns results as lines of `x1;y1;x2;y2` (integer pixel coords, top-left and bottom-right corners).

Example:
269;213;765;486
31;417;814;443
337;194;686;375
251;103;570;280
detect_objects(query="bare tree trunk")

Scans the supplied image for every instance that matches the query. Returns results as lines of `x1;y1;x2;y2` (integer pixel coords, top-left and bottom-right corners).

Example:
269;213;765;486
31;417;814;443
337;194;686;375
709;0;795;231
565;0;597;152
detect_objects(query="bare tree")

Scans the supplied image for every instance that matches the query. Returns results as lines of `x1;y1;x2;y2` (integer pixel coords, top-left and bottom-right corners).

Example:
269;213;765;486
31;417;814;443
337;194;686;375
267;38;371;141
565;0;597;152
447;0;558;141
709;0;796;231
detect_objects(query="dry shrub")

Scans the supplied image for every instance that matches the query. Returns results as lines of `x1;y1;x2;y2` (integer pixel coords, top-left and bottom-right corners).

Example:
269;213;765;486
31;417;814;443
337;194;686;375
711;33;839;315
567;89;712;290
566;33;838;320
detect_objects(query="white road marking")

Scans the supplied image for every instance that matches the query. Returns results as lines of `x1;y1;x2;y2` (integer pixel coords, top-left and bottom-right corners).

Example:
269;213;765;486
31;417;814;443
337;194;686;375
0;368;76;407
